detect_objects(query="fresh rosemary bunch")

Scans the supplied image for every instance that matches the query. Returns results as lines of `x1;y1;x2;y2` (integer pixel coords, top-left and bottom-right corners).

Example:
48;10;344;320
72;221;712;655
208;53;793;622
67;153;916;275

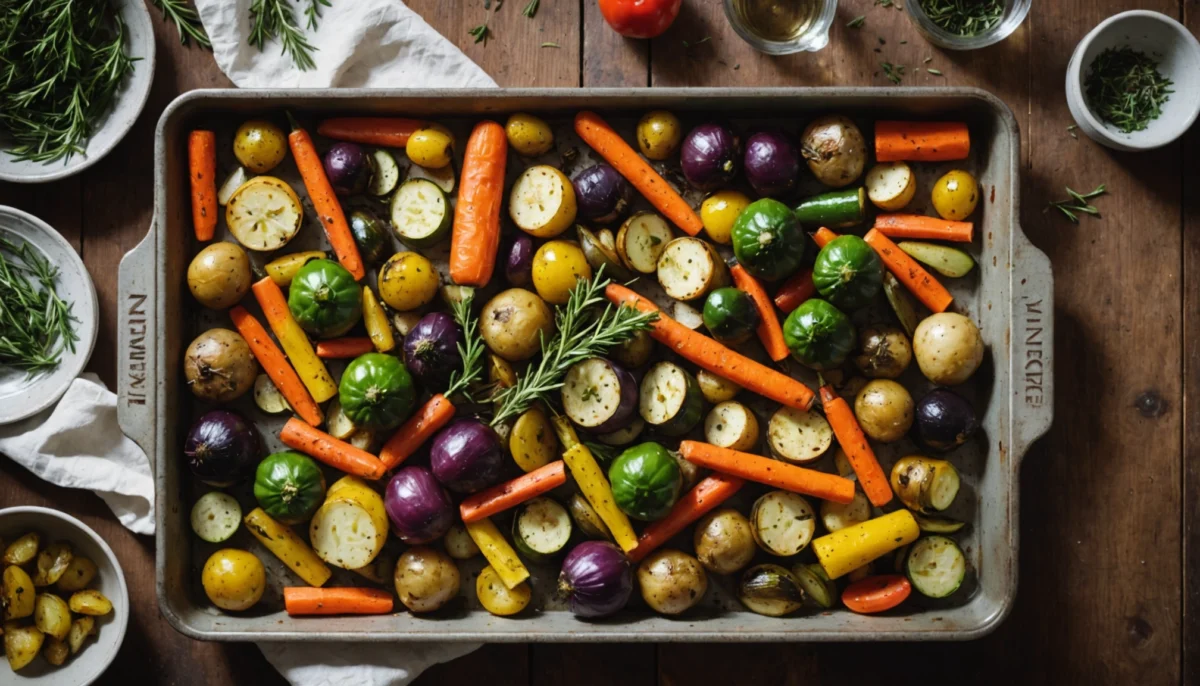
490;268;657;428
152;0;211;48
1084;47;1173;134
444;289;487;402
0;238;79;374
1047;184;1106;223
0;0;138;163
919;0;1004;38
250;0;321;71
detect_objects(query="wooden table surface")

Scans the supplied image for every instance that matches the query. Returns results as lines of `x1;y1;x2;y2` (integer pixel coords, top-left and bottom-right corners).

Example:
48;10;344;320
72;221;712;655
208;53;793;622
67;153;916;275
1;1;1196;684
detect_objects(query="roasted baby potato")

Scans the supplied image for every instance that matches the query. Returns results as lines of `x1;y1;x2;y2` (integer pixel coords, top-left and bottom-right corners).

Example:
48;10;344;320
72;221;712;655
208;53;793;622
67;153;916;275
187;242;252;310
67;590;113;617
32;542;73;587
34;593;71;641
3;621;44;671
480;288;555;362
55;556;98;593
43;636;68;666
637;549;707;615
3;533;39;567
67;616;95;654
3;566;35;620
393;547;460;614
201;549;265;612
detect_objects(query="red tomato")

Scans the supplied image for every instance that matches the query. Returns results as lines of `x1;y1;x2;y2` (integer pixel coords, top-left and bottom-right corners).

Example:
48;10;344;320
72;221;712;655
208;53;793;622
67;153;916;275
842;575;912;614
598;0;682;39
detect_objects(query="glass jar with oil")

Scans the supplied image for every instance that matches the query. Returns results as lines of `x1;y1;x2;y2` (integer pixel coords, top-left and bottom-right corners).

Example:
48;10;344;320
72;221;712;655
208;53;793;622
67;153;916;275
724;0;837;54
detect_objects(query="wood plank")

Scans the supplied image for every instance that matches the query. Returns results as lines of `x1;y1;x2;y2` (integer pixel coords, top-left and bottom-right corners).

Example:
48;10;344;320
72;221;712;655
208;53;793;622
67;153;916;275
582;2;649;87
406;0;580;87
532;643;656;686
414;644;530;686
1182;4;1200;683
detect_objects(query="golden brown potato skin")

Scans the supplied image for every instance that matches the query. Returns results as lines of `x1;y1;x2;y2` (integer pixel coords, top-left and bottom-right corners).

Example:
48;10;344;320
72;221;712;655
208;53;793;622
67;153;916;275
854;379;914;443
913;313;984;385
853;325;912;379
201;549;265;612
637;549;707;615
393;547;460;613
693;508;755;576
801;115;867;188
188;242;252;310
480;288;555;362
184;328;258;402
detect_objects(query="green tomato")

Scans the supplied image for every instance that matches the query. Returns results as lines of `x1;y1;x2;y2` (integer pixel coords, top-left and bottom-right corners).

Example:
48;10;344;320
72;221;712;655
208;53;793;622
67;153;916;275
783;298;856;370
608;442;682;521
253;452;326;525
812;235;883;312
702;287;760;345
287;259;363;338
731;198;806;282
339;353;417;429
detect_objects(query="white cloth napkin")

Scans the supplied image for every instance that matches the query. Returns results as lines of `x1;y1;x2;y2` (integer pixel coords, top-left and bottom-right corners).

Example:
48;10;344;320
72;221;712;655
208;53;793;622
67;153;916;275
189;2;492;683
0;374;155;535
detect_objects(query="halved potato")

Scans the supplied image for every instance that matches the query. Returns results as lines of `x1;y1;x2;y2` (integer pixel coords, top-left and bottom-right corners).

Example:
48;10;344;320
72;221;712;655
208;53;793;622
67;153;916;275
225;176;303;251
32;542;73;587
253;374;292;414
865;161;916;211
751;491;816;557
67;590;113;616
3;622;43;671
34;593;70;641
55;556;98;593
3;566;35;620
3;533;39;566
767;406;833;464
617;212;673;274
325;397;357;440
67;616;95;654
509;165;577;238
43;636;68;666
656;236;728;301
704;401;759;452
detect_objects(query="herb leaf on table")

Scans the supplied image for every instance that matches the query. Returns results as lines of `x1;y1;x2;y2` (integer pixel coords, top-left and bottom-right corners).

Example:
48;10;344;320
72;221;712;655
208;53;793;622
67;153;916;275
152;0;213;48
1046;184;1107;223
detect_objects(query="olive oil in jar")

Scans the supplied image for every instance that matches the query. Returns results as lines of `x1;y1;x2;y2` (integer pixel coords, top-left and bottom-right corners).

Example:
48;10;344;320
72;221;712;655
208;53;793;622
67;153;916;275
729;0;820;42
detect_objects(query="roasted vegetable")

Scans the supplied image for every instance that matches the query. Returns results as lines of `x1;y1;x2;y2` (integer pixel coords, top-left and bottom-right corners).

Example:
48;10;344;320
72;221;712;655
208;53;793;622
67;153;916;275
693;508;755;575
854;379;914;443
390;179;452;248
572;164;633;224
31;543;72;587
243;508;332;588
481;288;556;362
511;165;578;238
533;240;592;305
637;110;682;160
608;442;682;521
638;549;707;615
931;169;979;220
348;210;391;264
430;418;504;494
384;466;454;544
562;358;638;434
184;410;261;487
617;212;673;274
339;353;416;429
782;299;856;370
865;161;916;211
913;312;984;385
751;490;816;557
743;131;800;198
890;456;961;513
639;362;703;437
558;541;633;618
55;556;97;594
898;241;976;278
323;142;374;196
820;490;871;533
812;235;883;312
287;259;363;339
509;407;559;473
512;497;573;561
3;566;34;620
3;622;43;670
201;549;265;611
393;547;460;613
254;452;326;525
702;287;760;345
800;115;866;188
505;113;555;156
700;190;752;245
444;523;481;560
184;328;258;402
233;119;287;173
378;251;440;312
67;616;95;654
404;312;463;391
3;534;38;566
737;564;805;617
187;242;252;310
190;491;241;543
913;388;979;452
794;188;868;228
477;565;532;616
853;325;913;379
310;476;389;569
811;510;920;579
731;198;807;282
704;401;760;452
681;123;740;190
578;225;633;281
225;176;303;251
406;124;455;169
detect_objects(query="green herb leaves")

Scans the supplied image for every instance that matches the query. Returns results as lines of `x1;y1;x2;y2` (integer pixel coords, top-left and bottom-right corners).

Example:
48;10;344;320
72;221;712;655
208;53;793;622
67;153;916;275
1047;185;1107;223
0;238;79;374
919;0;1004;37
445;289;486;402
881;62;906;85
152;0;212;47
1084;47;1173;134
250;0;321;71
0;0;138;163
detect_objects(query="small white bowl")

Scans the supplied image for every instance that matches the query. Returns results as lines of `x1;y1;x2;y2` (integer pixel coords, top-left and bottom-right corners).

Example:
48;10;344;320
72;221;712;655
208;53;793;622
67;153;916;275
0;507;128;686
1066;10;1200;151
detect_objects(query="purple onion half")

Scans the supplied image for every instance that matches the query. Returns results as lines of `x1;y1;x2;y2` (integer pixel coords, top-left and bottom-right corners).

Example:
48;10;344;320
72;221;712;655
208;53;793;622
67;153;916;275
572;164;633;224
184;409;261;487
385;466;455;544
323;142;372;196
558;541;633;618
403;312;463;391
744;131;800;198
680;124;740;191
429;418;504;494
505;236;535;287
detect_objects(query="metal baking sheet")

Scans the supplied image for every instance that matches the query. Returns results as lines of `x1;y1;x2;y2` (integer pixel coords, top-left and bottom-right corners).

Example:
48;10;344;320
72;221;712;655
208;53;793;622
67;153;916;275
118;88;1052;642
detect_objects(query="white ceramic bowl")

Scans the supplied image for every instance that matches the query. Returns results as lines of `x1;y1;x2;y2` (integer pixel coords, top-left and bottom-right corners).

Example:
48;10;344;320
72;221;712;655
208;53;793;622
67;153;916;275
1066;10;1200;151
0;507;128;685
0;0;156;183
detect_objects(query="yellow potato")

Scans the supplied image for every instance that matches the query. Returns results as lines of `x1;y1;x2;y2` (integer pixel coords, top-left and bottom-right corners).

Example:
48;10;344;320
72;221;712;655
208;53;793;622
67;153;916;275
377;251;439;311
34;593;70;641
699;190;751;245
406;124;455;169
188;242;252;309
43;636;68;666
913;312;984;385
201;550;265;612
3;566;34;620
67;616;95;654
233;119;287;174
931;169;979;220
55;556;98;593
3;533;38;566
476;565;531;617
532;240;591;305
67;589;112;616
480;288;555;362
32;542;73;587
393;547;459;613
3;622;43;671
509;407;558;473
505;113;554;156
636;110;682;160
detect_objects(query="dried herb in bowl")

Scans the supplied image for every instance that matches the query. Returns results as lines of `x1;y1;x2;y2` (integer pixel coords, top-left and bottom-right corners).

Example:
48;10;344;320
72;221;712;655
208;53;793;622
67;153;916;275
1084;47;1174;134
918;0;1005;37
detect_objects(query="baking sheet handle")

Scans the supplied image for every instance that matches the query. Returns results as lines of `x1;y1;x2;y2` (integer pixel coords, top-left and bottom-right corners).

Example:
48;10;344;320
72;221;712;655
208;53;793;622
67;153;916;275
117;220;157;462
1011;226;1053;462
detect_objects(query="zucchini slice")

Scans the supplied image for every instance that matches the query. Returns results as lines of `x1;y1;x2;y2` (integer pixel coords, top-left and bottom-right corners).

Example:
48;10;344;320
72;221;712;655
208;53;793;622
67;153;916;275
704;401;760;452
562;358;635;431
367;149;401;196
657;236;728;301
225;176;303;251
639;361;703;437
865;162;916;211
618;212;673;274
512;497;572;561
792;562;837;609
819;490;870;533
597;417;645;446
253;373;292;414
767;406;833;464
751;491;816;557
390;178;451;247
897;241;975;278
913;513;967;534
509;165;577;238
190;492;241;543
906;535;967;598
407;161;456;193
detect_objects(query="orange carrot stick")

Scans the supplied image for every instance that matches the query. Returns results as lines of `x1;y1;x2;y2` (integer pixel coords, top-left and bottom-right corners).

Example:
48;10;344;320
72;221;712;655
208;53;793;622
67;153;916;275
819;384;891;507
774;269;815;313
379;394;456;470
679;441;855;503
575;111;703;236
315;337;375;359
229;306;323;427
607;284;815;411
864;229;953;313
283;587;394;616
188;131;217;241
280;418;387;480
873;214;974;243
875;121;970;162
730;264;789;363
812;226;839;248
316;117;422;148
287;115;365;281
627;474;745;564
450;121;507;287
460;461;568;523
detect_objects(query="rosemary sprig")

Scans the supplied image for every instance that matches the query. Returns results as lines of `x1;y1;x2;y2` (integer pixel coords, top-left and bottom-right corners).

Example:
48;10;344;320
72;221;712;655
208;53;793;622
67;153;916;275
444;289;486;402
0;238;79;374
489;268;657;428
1046;184;1106;223
305;0;331;31
881;62;906;85
847;16;866;28
0;0;138;163
152;0;212;48
919;0;1004;37
249;0;320;71
1084;47;1173;134
522;0;540;18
